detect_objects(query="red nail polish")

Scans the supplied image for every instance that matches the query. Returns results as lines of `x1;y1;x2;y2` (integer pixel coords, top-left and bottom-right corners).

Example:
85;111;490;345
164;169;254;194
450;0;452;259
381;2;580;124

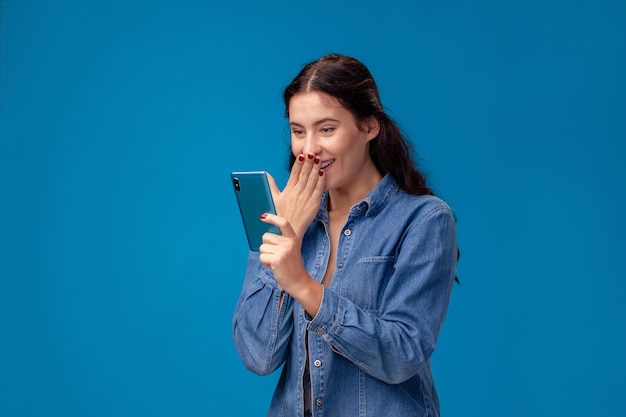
319;170;324;176
314;157;320;164
260;213;267;219
307;153;314;159
298;155;305;161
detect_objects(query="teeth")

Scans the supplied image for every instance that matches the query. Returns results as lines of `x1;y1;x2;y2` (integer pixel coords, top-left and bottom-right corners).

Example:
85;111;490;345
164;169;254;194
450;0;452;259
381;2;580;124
321;159;335;169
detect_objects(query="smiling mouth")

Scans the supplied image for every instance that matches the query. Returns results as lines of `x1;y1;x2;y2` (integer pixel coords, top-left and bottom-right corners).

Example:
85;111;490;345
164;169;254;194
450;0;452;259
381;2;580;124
321;159;335;169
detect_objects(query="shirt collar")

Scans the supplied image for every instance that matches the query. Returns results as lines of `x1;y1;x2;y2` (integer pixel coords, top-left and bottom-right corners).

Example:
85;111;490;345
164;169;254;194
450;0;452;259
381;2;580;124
315;173;400;221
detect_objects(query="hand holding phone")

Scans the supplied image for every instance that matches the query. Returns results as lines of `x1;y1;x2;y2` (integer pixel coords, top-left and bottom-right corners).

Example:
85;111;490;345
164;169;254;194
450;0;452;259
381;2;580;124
231;171;281;251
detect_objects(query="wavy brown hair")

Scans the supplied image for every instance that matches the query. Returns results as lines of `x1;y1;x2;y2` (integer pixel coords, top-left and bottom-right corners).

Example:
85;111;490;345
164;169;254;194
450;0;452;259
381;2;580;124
283;53;434;196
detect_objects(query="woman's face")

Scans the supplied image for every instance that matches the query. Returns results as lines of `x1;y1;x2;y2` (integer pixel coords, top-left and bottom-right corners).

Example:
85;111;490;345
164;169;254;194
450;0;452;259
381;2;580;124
288;91;380;192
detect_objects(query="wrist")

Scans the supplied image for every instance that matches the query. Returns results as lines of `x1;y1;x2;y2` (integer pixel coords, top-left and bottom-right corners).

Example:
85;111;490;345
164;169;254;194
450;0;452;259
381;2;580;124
288;274;323;317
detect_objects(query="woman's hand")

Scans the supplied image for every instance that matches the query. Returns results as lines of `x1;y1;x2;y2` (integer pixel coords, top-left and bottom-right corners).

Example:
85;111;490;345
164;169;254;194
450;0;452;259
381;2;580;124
259;213;323;317
266;153;324;240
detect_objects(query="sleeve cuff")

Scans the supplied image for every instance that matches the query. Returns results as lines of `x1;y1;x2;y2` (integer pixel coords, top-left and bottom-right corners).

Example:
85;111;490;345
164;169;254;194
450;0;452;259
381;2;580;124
307;286;343;341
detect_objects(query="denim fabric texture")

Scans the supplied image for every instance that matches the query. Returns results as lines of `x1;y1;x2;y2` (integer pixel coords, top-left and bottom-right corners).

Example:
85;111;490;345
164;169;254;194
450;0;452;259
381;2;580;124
232;174;458;417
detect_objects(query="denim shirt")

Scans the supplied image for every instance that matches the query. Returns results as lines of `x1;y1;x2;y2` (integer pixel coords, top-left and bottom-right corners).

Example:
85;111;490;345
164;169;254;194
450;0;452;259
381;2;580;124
232;174;457;417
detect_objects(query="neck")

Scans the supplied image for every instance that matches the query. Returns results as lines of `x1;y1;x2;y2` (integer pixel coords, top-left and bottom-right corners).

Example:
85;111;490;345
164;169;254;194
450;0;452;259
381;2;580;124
327;168;382;213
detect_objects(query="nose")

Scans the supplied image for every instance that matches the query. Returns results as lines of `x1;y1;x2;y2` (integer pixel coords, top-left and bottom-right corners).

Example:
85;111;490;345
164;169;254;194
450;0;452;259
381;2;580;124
302;134;321;156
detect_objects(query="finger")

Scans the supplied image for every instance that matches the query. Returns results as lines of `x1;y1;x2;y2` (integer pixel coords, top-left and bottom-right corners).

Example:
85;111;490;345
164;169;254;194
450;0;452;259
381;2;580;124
286;154;305;188
297;153;316;187
261;231;282;245
258;252;273;269
314;167;325;194
304;156;323;193
260;213;297;238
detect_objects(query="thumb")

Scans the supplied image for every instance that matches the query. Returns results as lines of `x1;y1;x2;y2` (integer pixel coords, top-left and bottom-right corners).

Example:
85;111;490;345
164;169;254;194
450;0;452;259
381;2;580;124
266;172;281;201
260;213;296;239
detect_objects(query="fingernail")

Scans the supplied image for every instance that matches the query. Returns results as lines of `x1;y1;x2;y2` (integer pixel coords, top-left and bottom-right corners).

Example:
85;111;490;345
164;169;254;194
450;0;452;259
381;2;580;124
314;157;320;164
260;213;267;219
307;153;314;159
319;170;324;176
298;154;305;161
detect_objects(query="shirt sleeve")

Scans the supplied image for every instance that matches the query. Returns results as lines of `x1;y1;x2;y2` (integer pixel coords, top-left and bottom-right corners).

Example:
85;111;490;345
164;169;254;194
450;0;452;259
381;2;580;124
307;205;458;384
232;251;294;376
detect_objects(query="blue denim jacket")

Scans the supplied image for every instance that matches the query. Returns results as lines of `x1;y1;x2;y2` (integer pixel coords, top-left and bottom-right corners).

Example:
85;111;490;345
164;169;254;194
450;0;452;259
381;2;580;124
233;174;457;417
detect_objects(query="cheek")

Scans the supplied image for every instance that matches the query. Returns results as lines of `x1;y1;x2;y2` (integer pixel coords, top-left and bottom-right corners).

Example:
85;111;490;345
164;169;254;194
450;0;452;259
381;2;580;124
291;140;302;155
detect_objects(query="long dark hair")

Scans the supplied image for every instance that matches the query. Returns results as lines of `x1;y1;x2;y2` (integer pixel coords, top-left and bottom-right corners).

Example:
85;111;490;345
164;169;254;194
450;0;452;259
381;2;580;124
283;54;460;282
283;53;433;196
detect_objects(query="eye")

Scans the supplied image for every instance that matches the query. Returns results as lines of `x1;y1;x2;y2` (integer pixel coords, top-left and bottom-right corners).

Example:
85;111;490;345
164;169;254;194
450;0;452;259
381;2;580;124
321;126;336;135
291;128;305;137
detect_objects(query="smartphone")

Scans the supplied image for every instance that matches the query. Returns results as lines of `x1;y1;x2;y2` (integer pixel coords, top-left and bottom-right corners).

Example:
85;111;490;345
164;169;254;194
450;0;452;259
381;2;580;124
231;171;281;251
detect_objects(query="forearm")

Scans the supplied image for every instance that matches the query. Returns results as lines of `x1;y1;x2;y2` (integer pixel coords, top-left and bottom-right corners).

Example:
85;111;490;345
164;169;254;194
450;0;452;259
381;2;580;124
308;286;448;384
232;253;294;375
281;273;324;318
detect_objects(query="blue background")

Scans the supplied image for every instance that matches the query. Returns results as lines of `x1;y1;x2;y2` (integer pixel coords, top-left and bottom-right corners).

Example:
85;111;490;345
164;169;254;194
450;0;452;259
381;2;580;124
1;0;625;416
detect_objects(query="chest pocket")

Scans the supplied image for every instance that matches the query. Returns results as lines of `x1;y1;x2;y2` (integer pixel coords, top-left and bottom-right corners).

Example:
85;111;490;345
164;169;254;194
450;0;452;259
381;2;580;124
341;256;395;313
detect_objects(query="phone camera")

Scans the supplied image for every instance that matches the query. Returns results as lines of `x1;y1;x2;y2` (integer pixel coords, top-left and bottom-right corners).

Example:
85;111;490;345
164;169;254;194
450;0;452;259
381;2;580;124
233;178;241;191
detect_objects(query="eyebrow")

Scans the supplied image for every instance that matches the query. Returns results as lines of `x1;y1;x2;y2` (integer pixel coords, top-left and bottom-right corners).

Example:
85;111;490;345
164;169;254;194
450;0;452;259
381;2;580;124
289;117;340;127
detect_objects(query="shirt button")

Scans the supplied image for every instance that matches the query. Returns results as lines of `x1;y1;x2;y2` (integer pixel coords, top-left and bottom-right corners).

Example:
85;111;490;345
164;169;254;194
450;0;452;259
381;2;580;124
316;327;324;334
338;262;344;268
314;359;322;367
316;398;323;407
344;229;351;236
356;206;361;212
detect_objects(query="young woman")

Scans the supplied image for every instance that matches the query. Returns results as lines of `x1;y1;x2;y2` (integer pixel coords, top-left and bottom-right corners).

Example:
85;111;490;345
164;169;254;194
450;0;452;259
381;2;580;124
232;53;458;417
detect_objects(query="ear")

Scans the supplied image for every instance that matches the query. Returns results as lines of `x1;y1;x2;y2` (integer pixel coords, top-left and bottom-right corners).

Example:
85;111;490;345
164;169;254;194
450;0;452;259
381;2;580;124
362;116;380;141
